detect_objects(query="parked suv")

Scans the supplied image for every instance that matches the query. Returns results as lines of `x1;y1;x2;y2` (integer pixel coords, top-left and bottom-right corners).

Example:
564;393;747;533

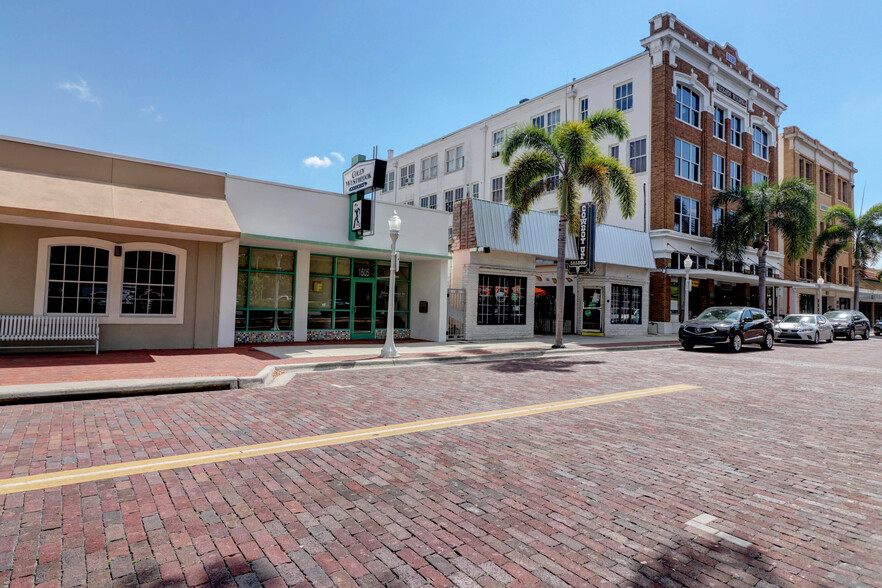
679;306;775;352
823;310;871;340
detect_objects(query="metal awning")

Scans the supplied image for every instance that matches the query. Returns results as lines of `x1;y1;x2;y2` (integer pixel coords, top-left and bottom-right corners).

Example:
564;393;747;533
594;224;656;269
471;199;654;268
666;268;855;293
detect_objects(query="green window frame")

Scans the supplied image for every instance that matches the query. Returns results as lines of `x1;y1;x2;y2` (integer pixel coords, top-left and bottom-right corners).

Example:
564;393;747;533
236;246;296;332
308;255;411;331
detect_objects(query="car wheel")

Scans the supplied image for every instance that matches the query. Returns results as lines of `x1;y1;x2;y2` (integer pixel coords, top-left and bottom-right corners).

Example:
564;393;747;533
848;327;856;341
730;332;743;353
863;327;870;340
812;332;820;345
760;331;774;350
828;332;834;343
681;342;695;351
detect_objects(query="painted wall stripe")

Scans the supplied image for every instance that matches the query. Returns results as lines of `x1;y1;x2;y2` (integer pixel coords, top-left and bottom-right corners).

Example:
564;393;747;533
0;384;698;495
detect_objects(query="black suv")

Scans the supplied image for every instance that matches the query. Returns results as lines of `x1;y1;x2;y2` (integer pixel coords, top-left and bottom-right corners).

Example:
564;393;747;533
679;306;775;352
823;310;871;340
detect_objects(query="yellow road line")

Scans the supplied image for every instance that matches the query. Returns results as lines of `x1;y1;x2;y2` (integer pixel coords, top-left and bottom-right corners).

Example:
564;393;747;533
0;384;698;495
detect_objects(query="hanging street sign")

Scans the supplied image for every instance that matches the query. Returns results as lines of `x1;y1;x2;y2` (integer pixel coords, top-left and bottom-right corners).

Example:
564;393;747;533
344;156;385;241
343;159;387;195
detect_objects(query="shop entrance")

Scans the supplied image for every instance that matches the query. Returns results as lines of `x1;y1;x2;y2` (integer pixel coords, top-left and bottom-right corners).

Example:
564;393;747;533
582;287;603;333
534;286;574;335
351;279;375;339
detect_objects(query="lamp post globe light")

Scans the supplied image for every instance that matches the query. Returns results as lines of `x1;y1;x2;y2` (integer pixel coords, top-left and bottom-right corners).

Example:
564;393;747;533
817;276;824;314
380;211;402;358
682;256;694;322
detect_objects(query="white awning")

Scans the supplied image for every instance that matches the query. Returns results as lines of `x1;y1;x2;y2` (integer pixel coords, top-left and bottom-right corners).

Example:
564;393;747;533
470;199;654;268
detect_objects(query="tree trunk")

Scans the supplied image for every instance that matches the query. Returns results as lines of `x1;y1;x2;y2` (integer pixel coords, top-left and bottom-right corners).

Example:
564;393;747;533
757;239;768;312
553;213;567;348
854;265;861;312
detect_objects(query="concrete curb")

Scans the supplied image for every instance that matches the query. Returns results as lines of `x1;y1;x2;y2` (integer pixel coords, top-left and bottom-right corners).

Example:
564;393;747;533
0;376;238;404
0;341;680;404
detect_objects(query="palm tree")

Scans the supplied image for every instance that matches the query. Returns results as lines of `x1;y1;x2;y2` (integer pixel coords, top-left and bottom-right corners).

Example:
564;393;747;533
502;109;637;348
815;204;882;310
711;179;816;310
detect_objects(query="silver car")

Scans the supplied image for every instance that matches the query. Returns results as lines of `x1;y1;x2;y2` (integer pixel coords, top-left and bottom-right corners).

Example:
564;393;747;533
773;314;834;344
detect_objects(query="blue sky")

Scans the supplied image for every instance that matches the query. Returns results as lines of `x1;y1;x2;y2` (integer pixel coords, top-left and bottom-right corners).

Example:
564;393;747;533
2;1;880;211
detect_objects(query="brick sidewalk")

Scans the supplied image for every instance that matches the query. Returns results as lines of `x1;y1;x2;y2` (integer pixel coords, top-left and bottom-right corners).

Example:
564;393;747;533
0;338;676;387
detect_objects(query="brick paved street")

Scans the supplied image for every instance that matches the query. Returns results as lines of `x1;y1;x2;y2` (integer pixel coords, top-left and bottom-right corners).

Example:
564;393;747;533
1;339;881;587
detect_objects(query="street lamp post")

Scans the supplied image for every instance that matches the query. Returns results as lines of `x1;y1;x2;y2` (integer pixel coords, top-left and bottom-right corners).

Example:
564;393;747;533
683;256;694;322
380;211;402;358
817;276;824;314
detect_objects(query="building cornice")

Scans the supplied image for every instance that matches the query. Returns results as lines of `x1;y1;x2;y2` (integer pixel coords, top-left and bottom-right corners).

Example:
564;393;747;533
640;12;787;116
779;126;857;175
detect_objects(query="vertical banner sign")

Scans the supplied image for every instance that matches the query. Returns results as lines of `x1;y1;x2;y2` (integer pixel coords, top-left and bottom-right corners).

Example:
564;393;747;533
573;202;596;273
344;158;386;240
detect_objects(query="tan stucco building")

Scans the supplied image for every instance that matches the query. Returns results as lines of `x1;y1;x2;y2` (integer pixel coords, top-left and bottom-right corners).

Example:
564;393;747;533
776;126;857;313
0;136;241;351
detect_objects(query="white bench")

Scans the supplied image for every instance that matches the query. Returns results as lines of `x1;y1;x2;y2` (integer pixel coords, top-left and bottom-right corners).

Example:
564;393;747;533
0;315;100;354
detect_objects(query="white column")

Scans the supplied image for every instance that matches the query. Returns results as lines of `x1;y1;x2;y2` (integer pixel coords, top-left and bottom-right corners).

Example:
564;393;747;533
294;249;310;341
216;239;240;348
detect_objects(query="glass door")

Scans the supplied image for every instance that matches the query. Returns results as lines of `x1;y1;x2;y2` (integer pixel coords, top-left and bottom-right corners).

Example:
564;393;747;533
351;279;375;339
582;287;603;333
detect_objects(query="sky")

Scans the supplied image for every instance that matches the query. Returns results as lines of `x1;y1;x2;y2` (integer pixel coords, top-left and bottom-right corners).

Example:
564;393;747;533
2;1;881;212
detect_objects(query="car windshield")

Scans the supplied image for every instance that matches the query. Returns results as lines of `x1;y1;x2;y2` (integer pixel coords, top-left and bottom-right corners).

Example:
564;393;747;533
824;312;851;320
781;315;816;324
695;308;742;321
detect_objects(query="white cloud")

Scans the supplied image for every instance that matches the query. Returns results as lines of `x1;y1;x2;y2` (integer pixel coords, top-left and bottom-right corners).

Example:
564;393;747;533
140;105;164;122
59;78;100;105
330;152;344;163
303;155;333;168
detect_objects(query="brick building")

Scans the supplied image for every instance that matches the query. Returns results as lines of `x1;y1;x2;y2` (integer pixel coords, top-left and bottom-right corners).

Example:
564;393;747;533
378;13;846;338
642;13;788;330
776;126;857;314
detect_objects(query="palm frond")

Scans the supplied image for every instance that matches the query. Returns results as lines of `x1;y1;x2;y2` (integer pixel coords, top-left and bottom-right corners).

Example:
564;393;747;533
506;151;556;210
601;156;637;220
822;204;857;229
555;122;590;171
711;186;748;209
507;180;546;242
857;203;882;232
821;240;849;273
582;108;630;142
712;210;746;263
814;224;851;253
575;159;609;222
500;125;557;166
769;178;816;262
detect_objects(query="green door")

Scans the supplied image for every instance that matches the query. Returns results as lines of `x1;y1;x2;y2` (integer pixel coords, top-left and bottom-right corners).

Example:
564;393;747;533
351;279;375;339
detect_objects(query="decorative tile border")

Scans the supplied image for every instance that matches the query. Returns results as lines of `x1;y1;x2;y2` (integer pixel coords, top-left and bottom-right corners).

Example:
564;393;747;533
236;329;406;343
235;331;298;344
306;330;351;341
374;329;411;340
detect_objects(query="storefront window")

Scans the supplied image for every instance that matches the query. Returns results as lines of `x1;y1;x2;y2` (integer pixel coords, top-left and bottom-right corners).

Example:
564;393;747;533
477;274;527;326
308;256;411;332
236;247;295;331
611;284;642;324
46;245;110;314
